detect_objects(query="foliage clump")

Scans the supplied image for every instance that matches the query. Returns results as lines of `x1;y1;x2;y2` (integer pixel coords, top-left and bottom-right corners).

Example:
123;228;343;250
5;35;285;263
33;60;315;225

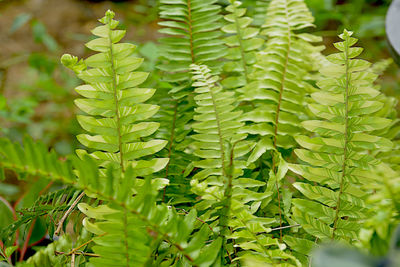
0;1;399;267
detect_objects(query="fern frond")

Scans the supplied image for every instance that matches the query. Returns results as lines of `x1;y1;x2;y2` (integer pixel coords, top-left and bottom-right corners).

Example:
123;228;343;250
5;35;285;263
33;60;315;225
75;161;222;267
236;0;322;242
0;137;75;183
157;0;226;203
289;30;393;243
61;10;167;174
221;0;264;91
241;0;322;155
1;186;81;242
189;65;296;264
253;0;271;26
158;0;226;86
189;64;250;206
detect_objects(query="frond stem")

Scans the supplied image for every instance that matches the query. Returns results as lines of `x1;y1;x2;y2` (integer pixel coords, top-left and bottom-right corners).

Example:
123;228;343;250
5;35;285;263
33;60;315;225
54;191;85;236
232;5;249;83
271;1;292;240
332;34;350;240
163;100;179;202
122;207;131;266
108;24;125;172
187;0;195;63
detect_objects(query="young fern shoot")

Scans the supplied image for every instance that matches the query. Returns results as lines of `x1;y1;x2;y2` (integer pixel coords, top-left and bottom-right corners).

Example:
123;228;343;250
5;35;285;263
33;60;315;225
289;30;392;243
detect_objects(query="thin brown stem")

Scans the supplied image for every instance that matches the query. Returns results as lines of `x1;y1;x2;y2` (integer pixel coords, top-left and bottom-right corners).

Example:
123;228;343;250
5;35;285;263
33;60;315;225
71;253;75;267
55;251;100;257
54;191;85;236
68;234;105;256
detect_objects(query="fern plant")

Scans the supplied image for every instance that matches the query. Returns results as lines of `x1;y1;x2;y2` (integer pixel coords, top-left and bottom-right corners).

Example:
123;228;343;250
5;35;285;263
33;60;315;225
242;0;322;155
61;10;168;175
189;64;300;266
236;0;324;241
0;1;399;267
289;30;393;245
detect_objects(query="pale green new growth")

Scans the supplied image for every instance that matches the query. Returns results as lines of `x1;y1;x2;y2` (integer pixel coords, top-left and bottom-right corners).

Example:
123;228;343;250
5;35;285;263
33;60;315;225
62;10;168;175
290;30;392;243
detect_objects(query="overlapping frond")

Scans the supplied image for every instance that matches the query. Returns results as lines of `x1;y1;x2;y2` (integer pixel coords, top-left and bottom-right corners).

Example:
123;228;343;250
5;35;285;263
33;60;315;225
253;0;271;26
233;0;323;243
221;0;264;91
189;65;297;265
0;137;75;183
77;168;222;267
189;64;251;206
157;0;226;203
61;10;167;174
158;0;226;87
289;30;393;243
240;0;323;157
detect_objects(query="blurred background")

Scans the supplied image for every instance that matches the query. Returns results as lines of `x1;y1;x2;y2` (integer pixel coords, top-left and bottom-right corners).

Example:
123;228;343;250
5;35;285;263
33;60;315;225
0;0;398;155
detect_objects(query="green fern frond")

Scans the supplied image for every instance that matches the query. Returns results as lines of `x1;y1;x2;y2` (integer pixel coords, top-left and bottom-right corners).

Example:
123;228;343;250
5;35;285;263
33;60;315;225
189;64;248;260
189;64;251;202
241;0;323;155
221;0;264;91
235;0;322;243
188;65;298;264
75;162;221;267
156;0;227;203
253;0;271;26
0;137;75;183
61;10;167;174
1;186;81;243
158;0;226;86
289;30;393;243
